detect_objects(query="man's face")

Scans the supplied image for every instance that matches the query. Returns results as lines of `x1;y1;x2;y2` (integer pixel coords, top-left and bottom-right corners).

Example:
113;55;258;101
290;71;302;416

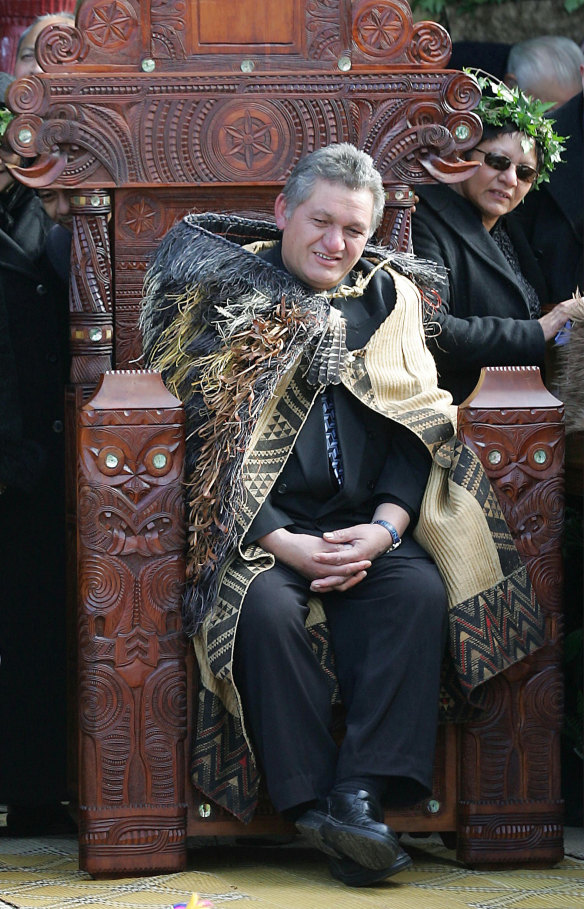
0;147;20;194
37;187;73;230
274;178;375;291
524;74;581;109
14;16;72;78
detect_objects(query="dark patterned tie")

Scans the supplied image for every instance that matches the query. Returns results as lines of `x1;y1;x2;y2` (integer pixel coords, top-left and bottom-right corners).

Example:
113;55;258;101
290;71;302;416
321;389;344;487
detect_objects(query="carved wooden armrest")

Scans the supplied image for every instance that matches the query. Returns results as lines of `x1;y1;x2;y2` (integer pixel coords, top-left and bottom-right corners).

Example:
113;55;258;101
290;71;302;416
456;366;564;866
77;370;188;876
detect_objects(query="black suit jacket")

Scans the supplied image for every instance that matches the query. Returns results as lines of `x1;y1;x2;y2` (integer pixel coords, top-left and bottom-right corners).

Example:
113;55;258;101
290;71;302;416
245;247;431;554
412;183;548;403
513;92;583;304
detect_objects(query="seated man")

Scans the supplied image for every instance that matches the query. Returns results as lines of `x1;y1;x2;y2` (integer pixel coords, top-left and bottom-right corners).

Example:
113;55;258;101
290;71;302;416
140;144;546;887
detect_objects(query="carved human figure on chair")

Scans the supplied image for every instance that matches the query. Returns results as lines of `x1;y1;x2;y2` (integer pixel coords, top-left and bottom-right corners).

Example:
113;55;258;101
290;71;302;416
140;144;547;886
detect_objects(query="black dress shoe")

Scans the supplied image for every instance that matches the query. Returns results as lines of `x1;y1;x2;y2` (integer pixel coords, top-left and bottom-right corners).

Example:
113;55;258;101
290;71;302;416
299;789;399;870
295;806;342;858
330;847;413;887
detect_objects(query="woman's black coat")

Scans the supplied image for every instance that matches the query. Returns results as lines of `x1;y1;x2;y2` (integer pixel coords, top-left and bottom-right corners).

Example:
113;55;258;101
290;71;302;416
0;185;70;809
412;183;549;404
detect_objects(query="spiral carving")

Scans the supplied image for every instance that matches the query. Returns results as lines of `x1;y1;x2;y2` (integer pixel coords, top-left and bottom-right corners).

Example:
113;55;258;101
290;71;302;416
5;115;42;158
530;477;564;534
445;113;482;152
80;553;126;613
525;549;563;614
151;0;188;27
524;668;563;730
444;72;482;112
36;25;88;68
57;148;103;185
374;125;454;182
79;666;126;733
408;22;451;67
7;77;48;115
78;485;133;555
78;484;101;525
150;670;187;733
418;122;455;154
407;101;443;127
140;557;185;619
39;117;78;155
151;0;187;60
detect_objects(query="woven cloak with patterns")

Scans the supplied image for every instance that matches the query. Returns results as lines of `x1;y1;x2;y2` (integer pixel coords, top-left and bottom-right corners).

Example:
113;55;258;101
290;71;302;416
140;214;547;823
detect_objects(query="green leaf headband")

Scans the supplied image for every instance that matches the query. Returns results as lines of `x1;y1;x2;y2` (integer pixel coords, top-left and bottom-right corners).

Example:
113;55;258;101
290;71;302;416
0;106;14;139
464;69;567;188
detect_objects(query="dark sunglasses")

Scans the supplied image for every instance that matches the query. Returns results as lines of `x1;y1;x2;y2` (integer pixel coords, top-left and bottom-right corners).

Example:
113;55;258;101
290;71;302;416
474;148;538;184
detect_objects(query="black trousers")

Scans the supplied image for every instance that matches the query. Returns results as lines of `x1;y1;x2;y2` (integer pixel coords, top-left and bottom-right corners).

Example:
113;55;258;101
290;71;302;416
233;550;448;813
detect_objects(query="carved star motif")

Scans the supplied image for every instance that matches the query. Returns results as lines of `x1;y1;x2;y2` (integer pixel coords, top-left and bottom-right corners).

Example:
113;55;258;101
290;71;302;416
125;199;157;235
359;7;401;52
87;1;134;46
223;111;273;169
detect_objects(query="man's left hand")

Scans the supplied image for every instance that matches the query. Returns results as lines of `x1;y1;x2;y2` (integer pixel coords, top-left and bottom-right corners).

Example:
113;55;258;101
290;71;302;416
310;523;396;593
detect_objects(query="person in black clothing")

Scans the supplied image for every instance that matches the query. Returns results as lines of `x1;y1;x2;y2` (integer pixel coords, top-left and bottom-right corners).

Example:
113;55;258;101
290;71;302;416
412;73;580;403
513;75;583;305
0;104;73;834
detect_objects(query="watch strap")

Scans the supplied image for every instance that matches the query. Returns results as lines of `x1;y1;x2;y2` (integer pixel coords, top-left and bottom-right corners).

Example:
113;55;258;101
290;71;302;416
372;519;402;551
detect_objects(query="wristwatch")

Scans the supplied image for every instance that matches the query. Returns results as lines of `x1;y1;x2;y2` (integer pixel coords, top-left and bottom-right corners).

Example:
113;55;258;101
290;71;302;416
372;519;402;551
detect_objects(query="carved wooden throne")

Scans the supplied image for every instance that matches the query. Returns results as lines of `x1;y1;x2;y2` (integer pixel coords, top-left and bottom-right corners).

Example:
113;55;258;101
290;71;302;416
5;0;565;877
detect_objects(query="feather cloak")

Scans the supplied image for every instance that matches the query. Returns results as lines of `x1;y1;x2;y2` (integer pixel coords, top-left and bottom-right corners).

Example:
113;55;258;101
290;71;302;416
141;214;548;822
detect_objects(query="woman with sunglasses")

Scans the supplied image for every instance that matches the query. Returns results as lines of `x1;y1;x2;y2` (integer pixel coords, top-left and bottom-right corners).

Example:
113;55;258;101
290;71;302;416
412;73;579;404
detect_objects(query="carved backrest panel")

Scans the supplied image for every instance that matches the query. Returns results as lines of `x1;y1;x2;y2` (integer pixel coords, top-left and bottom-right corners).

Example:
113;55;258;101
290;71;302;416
4;0;482;376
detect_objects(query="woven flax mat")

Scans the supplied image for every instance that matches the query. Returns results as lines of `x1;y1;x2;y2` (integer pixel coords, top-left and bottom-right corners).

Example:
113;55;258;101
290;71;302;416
0;834;583;909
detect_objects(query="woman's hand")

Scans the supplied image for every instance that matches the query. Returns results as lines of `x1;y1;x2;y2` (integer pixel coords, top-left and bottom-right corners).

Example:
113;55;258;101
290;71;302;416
539;297;581;341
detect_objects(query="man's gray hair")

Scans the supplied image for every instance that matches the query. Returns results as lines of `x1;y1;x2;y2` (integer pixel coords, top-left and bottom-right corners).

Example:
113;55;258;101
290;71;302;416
282;143;385;236
16;11;75;58
507;36;584;99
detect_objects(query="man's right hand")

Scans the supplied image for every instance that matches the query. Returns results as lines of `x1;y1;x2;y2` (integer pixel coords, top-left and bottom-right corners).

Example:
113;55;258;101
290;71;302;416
257;527;371;592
